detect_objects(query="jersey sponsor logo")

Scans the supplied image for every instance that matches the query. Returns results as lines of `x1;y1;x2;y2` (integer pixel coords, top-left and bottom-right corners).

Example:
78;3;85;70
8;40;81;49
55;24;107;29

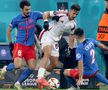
20;24;35;30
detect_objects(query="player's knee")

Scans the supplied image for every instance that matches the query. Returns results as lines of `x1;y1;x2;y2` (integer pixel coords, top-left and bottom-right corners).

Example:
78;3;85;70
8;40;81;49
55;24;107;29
14;65;22;69
30;66;35;70
14;62;22;68
51;62;58;67
28;64;36;70
14;57;22;68
44;52;51;58
43;48;51;57
64;69;71;76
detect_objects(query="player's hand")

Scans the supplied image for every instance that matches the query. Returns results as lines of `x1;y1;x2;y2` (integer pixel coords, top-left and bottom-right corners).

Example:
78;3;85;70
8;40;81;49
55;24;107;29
44;21;49;30
52;16;60;22
9;42;14;56
77;79;83;86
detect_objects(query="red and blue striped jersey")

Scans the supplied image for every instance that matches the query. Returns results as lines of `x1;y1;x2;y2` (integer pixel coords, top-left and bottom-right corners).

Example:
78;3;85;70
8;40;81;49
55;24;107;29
9;11;43;46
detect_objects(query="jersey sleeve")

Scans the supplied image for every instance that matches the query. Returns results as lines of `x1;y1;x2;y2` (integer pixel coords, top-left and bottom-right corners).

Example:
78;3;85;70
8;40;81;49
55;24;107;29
76;47;84;61
93;39;99;47
50;10;67;17
33;11;43;20
50;11;57;17
9;17;17;29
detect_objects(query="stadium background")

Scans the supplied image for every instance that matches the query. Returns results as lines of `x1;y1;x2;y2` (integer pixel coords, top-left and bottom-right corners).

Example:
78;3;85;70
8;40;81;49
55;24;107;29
0;0;105;80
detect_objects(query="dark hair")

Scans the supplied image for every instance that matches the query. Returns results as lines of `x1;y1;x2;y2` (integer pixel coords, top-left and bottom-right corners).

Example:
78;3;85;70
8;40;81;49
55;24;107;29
74;28;84;36
20;0;31;9
70;4;80;11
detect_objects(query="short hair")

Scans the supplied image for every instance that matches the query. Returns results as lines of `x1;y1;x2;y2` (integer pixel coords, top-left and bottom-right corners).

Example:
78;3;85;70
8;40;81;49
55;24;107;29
20;0;31;9
74;28;84;36
70;4;80;11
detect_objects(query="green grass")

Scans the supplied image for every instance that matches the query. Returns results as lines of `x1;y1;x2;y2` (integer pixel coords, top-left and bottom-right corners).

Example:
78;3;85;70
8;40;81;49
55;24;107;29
0;88;99;90
0;86;107;90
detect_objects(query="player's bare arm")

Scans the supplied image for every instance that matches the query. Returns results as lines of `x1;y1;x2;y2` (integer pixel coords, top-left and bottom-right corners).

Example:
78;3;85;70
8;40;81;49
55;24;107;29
77;60;83;86
43;11;62;21
7;26;12;43
43;11;50;21
98;43;108;51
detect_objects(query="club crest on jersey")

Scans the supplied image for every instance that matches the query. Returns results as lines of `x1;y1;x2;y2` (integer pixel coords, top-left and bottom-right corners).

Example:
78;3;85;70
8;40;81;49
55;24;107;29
55;44;59;49
76;53;81;59
29;19;33;23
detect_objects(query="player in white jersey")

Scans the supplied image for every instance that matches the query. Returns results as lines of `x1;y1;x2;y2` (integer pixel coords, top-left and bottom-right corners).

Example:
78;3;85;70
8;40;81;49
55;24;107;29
36;4;80;89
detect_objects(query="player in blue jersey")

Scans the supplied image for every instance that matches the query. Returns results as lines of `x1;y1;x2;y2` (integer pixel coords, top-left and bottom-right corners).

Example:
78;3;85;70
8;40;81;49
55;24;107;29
0;1;44;90
61;28;108;86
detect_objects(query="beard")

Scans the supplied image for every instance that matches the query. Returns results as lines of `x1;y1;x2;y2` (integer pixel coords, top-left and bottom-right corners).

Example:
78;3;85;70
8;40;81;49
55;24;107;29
23;13;30;18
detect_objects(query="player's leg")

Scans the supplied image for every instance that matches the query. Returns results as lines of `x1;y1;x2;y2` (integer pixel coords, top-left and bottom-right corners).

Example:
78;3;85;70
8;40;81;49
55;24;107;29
36;45;51;86
63;69;79;78
12;44;25;90
0;63;15;79
69;33;75;49
15;59;36;85
13;57;23;90
36;33;52;88
0;59;22;79
15;45;36;90
95;72;108;85
0;44;23;79
15;61;35;90
46;56;59;72
46;41;59;72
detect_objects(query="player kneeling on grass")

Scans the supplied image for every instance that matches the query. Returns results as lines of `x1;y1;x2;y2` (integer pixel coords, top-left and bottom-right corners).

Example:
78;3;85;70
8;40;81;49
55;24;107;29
59;28;108;87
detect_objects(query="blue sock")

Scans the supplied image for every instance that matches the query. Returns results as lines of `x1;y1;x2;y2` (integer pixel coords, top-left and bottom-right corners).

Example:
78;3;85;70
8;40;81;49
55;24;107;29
6;63;15;71
95;72;108;85
18;68;33;83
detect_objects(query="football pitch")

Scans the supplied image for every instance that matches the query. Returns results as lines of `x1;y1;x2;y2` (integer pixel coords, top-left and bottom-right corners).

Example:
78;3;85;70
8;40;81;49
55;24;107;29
0;88;98;90
0;86;108;90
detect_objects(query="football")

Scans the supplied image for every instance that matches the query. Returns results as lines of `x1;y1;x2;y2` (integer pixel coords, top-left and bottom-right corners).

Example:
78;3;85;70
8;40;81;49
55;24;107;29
48;78;60;89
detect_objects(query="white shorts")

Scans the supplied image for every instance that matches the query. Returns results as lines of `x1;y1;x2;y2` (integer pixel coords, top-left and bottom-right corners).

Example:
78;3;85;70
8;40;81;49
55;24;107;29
40;32;59;57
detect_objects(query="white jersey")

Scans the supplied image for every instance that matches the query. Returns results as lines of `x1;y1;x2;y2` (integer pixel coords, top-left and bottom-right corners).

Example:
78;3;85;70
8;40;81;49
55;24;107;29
46;11;77;41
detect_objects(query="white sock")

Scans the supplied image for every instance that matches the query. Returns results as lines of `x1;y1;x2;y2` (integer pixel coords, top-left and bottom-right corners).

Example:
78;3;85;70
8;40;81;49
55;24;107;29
4;66;7;72
15;81;20;84
37;68;46;79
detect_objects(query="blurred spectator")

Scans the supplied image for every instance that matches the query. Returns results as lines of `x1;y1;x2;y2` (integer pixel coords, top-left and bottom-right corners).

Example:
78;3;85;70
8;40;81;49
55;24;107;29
96;0;108;79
